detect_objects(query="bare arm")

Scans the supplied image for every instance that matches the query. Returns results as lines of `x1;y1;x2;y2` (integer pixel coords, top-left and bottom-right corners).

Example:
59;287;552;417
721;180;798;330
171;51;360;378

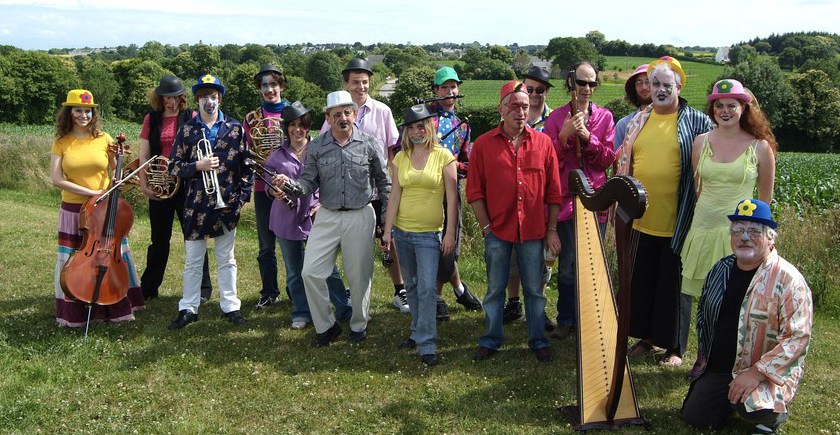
380;160;402;251
441;160;458;256
755;139;776;203
691;133;706;197
469;199;492;238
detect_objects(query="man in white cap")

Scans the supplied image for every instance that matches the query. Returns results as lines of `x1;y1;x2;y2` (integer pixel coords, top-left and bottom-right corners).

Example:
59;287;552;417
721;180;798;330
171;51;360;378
614;63;652;151
276;90;391;347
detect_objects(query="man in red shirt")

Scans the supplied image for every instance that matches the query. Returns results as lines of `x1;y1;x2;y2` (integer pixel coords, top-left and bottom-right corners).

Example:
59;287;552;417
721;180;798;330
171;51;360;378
467;81;562;362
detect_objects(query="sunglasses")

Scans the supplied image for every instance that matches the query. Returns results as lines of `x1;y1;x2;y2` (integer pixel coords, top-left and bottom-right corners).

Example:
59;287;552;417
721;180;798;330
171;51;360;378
575;79;598;88
526;86;546;95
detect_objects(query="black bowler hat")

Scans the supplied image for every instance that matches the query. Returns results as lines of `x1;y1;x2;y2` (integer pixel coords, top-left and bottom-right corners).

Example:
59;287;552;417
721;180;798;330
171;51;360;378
282;101;311;125
342;58;373;76
254;64;285;81
401;104;434;126
155;75;186;97
523;66;553;88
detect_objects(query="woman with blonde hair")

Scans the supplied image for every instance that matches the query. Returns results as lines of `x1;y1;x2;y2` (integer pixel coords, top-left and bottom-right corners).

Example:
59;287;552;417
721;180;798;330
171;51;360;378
380;104;458;366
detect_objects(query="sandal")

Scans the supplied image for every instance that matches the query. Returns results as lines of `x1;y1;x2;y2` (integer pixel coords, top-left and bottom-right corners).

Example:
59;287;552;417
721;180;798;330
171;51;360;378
658;352;683;367
627;339;655;357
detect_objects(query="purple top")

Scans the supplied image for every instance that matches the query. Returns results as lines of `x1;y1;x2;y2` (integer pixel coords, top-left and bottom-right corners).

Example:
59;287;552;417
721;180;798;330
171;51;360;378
543;102;616;222
264;140;317;241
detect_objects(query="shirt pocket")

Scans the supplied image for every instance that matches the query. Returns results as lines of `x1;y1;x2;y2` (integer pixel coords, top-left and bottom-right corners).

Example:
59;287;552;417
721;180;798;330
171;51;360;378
348;154;371;182
748;294;780;339
318;156;338;179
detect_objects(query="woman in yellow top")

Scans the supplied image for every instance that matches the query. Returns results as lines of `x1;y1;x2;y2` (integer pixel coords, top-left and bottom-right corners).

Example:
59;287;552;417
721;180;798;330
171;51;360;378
49;89;144;327
381;104;458;366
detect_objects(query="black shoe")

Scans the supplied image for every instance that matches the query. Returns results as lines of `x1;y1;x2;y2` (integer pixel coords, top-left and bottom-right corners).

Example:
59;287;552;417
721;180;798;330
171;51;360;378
533;346;553;363
551;325;573;340
349;329;367;343
313;322;342;347
502;299;523;324
473;346;497;361
255;295;277;309
436;299;450;321
421;353;440;366
223;310;246;326
454;282;482;311
398;338;417;349
167;310;198;330
543;312;555;331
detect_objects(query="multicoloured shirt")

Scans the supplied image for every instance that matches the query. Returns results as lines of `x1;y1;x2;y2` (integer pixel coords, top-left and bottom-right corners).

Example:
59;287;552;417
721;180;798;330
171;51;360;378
527;103;552;132
430;102;470;177
697;250;813;414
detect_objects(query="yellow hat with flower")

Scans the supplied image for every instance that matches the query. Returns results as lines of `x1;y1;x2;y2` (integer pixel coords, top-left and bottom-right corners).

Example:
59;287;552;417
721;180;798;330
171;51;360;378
61;89;97;108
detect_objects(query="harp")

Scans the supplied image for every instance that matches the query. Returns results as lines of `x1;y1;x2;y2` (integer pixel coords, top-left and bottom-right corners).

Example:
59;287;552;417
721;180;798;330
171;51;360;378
561;170;649;431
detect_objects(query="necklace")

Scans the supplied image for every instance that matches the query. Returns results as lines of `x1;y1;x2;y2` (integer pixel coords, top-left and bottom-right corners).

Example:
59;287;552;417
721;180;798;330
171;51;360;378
290;142;307;157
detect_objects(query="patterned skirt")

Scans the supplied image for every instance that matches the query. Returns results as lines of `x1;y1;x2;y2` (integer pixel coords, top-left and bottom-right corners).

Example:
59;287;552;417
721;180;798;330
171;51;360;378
55;202;145;327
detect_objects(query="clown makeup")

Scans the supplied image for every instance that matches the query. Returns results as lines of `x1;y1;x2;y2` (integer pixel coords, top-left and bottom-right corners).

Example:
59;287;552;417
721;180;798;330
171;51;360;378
198;94;220;117
329;106;356;133
434;80;459;111
71;107;93;127
500;92;529;131
260;75;283;104
406;121;427;145
650;71;679;108
713;98;743;126
163;95;180;114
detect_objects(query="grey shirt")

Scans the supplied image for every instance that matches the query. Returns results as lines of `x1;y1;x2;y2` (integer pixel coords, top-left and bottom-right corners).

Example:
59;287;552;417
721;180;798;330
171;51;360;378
290;127;390;214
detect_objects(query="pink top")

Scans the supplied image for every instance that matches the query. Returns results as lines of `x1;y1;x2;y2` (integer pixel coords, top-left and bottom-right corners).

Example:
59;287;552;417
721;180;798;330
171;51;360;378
320;96;399;155
140;114;179;158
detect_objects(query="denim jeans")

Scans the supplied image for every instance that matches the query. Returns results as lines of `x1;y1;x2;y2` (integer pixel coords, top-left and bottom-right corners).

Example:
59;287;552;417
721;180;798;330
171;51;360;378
277;237;351;323
480;232;548;351
556;220;606;327
254;192;280;299
392;227;441;356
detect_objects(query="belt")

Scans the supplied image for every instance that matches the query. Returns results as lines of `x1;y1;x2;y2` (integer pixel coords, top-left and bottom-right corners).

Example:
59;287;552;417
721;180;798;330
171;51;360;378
336;203;370;211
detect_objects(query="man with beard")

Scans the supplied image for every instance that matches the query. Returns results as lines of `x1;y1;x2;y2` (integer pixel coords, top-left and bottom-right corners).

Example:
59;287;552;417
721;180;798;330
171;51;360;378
277;91;390;347
682;199;812;434
428;66;482;320
616;56;712;366
467;81;561;363
614;63;652;150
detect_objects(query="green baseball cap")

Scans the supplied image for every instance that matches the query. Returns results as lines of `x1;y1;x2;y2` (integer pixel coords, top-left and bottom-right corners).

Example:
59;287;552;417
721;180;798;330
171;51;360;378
434;66;461;86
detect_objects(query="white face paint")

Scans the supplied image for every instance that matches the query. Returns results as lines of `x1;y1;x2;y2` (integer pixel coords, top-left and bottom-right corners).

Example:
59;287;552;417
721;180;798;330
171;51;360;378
713;98;744;126
198;94;220;117
406;121;427;145
71;107;92;127
650;70;680;109
260;75;282;104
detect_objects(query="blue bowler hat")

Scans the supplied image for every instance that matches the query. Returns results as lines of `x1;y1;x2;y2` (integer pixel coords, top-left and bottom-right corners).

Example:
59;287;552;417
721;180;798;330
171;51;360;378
192;73;226;96
727;199;777;229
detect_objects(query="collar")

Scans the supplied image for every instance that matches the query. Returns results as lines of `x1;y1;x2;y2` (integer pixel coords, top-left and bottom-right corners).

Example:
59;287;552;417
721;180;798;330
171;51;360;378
528;103;551;127
432;102;456;118
197;110;225;129
329;127;363;145
493;122;531;141
261;99;287;114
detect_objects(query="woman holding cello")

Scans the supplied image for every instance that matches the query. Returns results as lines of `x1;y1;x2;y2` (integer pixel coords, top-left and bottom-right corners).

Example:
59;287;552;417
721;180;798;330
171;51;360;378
50;89;144;327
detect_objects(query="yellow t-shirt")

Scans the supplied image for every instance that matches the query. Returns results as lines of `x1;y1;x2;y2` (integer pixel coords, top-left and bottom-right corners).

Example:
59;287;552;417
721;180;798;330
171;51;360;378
632;111;680;236
393;146;456;233
50;133;114;204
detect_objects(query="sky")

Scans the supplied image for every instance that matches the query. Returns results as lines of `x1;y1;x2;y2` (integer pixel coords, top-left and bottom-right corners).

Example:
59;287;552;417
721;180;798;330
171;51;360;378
1;0;839;50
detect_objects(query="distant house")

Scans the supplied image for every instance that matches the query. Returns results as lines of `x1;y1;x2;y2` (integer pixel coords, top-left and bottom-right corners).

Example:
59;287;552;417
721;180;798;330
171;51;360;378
715;47;730;63
367;54;385;66
439;48;464;58
529;56;552;71
68;47;117;56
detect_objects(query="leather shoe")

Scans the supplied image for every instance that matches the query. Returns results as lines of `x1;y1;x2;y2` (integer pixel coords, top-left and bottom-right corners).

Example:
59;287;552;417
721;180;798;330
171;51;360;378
167;310;198;330
349;329;367;343
312;322;342;347
473;346;497;361
223;310;246;326
421;354;440;366
398;338;416;349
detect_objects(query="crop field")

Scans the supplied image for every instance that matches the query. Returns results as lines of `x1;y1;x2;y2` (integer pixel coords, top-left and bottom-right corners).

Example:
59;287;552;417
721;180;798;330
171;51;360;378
775;152;840;213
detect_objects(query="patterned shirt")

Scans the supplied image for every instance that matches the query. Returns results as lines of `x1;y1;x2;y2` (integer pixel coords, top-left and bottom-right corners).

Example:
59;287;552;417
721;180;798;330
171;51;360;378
697;250;813;414
431;102;470;177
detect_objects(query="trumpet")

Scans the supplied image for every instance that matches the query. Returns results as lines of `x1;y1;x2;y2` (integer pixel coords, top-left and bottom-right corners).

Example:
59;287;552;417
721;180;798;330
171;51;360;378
197;130;228;210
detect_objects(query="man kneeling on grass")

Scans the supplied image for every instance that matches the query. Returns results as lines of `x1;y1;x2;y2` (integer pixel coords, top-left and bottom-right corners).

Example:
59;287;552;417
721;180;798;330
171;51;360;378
682;199;812;434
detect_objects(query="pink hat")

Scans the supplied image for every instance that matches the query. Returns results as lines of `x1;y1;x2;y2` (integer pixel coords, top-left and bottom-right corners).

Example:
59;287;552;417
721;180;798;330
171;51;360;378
499;80;528;103
624;63;650;96
707;79;752;103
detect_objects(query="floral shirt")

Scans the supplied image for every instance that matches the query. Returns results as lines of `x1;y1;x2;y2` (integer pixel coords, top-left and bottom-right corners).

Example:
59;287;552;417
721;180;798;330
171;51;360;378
697;249;813;413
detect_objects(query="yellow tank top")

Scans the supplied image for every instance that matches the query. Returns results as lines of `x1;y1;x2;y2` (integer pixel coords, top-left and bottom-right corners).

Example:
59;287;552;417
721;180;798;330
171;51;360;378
632;111;680;236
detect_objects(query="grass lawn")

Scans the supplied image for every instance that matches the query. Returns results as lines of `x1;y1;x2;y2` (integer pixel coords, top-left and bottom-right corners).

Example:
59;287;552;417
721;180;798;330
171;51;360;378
1;187;838;434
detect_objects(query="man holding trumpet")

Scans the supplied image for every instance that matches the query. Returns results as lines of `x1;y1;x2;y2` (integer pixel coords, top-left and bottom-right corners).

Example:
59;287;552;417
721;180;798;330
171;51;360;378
167;73;253;330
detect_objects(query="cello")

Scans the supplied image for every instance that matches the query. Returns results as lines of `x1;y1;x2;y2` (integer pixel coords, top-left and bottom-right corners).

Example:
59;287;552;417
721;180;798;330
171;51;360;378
60;133;135;308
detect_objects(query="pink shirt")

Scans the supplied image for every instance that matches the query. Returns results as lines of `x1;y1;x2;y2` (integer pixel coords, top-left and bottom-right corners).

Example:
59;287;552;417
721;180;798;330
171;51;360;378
320;96;399;155
139;114;179;158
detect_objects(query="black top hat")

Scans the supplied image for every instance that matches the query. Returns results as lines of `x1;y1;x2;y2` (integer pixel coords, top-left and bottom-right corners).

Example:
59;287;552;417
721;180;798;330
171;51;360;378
254;64;285;81
155;75;186;97
401;104;434;126
282;101;311;125
523;66;553;88
342;58;373;76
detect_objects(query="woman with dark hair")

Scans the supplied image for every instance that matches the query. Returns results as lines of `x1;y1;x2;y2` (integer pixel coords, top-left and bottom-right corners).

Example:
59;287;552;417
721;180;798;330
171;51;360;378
380;104;458;366
137;75;212;301
265;102;351;329
50;89;145;326
682;79;777;377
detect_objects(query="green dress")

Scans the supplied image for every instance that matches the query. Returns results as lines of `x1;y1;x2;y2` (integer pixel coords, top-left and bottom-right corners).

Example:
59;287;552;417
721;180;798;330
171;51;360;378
680;136;758;297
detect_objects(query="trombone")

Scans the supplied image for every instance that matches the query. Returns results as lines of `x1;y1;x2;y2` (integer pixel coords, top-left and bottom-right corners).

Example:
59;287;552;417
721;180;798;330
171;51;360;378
197;130;228;210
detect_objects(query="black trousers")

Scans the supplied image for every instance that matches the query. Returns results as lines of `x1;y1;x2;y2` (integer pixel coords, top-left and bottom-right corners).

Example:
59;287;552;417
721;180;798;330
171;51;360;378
628;231;690;354
140;192;212;299
682;371;787;430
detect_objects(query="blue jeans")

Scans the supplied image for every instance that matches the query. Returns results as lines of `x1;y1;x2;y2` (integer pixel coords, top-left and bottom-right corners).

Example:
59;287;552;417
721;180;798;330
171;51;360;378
277;237;351;323
393;227;441;356
254;192;280;299
480;232;548;351
555;220;606;327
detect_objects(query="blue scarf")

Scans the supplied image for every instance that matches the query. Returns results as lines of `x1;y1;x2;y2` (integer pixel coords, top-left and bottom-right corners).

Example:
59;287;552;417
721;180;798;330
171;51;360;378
262;100;286;114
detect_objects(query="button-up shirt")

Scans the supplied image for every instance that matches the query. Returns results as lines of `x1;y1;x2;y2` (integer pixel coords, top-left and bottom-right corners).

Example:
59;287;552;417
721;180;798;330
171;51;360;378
431;103;470;177
527;103;552;132
290;128;390;215
320;96;399;153
264;140;316;241
466;123;561;243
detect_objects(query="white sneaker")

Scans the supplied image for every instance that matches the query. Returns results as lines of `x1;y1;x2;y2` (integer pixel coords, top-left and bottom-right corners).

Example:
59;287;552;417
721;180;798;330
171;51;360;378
393;290;409;313
291;320;309;329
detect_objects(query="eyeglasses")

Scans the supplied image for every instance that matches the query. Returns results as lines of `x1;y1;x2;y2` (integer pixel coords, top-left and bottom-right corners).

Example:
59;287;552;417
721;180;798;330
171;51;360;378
526;86;546;95
575;79;598;88
729;228;764;239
